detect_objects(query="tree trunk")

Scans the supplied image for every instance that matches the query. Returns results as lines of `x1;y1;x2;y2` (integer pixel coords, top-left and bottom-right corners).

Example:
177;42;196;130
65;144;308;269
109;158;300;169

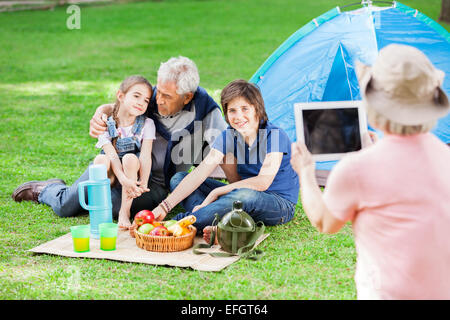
439;0;450;23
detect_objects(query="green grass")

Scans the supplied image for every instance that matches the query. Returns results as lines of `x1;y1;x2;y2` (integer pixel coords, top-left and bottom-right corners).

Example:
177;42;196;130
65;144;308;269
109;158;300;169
0;0;448;300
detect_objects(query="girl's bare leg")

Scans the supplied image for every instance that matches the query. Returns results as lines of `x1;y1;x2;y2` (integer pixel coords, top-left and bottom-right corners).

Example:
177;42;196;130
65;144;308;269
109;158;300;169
93;154;116;185
118;154;140;229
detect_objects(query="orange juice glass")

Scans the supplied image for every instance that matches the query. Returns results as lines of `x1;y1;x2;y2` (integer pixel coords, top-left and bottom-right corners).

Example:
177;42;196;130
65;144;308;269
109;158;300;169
70;225;90;252
99;223;118;251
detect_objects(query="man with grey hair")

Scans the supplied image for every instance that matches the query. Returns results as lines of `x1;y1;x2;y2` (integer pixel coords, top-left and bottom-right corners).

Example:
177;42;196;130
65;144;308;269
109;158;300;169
12;56;228;219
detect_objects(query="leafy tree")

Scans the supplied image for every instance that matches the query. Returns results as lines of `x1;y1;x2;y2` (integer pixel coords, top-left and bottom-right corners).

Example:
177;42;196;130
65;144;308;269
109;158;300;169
439;0;450;23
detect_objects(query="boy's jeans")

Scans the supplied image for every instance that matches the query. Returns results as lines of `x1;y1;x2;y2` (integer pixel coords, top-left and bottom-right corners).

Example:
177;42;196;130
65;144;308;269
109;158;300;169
170;171;296;233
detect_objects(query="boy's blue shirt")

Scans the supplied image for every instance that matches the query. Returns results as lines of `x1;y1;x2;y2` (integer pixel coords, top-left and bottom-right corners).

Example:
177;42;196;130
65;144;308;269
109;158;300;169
212;121;300;204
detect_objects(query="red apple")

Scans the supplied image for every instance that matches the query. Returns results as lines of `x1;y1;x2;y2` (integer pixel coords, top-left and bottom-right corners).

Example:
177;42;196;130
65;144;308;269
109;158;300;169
150;226;169;236
134;210;155;227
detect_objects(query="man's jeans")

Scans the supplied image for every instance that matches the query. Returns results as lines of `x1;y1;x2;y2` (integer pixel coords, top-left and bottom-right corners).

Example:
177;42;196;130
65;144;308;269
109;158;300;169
38;166;168;219
170;171;296;233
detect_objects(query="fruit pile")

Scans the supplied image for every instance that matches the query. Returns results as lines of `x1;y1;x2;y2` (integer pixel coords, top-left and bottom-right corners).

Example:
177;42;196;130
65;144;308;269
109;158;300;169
134;210;196;237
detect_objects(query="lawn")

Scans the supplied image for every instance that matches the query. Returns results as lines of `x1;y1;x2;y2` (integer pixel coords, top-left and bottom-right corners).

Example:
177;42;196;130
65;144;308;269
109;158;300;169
0;0;448;300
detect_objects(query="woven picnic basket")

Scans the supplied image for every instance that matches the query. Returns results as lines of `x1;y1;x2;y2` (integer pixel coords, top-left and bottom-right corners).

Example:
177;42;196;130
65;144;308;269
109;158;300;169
133;225;197;252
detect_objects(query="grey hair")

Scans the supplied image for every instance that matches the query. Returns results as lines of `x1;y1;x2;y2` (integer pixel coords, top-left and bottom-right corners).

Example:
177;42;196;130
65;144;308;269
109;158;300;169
157;56;200;95
366;104;436;136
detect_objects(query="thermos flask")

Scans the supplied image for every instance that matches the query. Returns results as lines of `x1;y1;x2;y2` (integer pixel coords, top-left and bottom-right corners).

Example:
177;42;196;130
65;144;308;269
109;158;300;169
78;164;113;239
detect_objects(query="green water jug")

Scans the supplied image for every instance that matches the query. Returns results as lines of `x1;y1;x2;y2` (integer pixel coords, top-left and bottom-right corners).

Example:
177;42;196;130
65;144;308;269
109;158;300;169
193;201;265;260
217;201;262;254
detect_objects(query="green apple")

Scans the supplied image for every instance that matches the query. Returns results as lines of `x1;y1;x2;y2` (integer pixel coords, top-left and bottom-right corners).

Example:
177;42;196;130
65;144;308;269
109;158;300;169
164;220;177;228
138;223;154;234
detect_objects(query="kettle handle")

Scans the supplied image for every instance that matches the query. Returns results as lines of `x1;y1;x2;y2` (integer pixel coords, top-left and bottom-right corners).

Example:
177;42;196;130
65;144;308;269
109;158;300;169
235;221;265;260
209;214;220;246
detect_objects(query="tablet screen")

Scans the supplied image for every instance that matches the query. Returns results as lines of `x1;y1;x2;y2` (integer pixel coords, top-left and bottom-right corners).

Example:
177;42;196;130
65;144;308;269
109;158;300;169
302;108;362;154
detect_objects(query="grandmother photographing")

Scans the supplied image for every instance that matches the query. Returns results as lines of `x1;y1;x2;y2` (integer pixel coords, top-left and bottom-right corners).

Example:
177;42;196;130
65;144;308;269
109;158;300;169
290;44;450;299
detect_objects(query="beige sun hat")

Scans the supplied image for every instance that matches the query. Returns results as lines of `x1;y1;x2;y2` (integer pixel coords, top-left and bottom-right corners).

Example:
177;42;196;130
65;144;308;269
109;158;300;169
356;44;449;126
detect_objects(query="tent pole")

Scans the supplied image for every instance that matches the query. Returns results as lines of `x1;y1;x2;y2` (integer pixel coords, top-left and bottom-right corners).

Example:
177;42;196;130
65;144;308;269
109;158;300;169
340;1;394;10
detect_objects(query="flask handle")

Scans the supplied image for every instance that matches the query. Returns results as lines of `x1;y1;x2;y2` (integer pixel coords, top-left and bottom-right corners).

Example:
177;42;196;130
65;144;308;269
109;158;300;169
78;181;109;211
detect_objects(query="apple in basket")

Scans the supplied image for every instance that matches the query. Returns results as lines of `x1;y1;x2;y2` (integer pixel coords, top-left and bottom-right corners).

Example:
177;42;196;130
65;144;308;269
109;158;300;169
134;210;155;227
137;223;154;235
150;226;169;236
163;220;177;228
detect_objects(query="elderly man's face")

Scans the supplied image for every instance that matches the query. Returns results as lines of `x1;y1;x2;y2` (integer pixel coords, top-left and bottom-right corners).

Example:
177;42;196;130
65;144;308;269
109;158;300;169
156;80;193;116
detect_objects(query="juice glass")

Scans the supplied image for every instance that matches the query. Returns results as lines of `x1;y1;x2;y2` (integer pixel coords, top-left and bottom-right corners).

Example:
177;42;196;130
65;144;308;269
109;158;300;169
70;225;90;252
99;223;118;251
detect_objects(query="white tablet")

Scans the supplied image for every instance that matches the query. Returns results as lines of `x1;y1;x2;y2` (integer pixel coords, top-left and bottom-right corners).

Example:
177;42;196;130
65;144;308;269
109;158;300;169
294;101;368;161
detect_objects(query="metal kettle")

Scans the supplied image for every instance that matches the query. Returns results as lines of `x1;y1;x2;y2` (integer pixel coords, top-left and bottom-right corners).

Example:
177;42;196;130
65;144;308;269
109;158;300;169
193;201;265;260
217;201;262;254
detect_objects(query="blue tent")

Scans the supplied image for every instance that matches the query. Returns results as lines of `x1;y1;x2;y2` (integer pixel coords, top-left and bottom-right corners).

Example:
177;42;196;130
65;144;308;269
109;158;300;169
250;1;450;183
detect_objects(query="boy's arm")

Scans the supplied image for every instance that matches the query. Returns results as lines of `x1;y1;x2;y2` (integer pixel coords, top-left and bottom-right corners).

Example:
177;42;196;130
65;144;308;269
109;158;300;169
220;152;241;184
152;148;225;220
223;152;282;192
138;139;153;190
193;152;282;211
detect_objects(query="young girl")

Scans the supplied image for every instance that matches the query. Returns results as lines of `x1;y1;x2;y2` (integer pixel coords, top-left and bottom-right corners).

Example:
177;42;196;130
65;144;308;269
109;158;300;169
94;75;155;229
150;79;299;234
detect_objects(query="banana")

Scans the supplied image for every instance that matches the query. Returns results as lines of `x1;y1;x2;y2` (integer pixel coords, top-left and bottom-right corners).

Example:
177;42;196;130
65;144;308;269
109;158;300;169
177;215;196;228
167;224;191;237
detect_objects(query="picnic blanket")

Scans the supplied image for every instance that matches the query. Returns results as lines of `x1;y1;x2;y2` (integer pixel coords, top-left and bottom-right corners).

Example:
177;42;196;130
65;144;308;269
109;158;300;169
28;229;269;272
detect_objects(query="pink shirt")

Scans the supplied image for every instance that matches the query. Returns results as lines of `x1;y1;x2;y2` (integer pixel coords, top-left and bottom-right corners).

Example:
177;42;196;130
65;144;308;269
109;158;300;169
323;133;450;299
